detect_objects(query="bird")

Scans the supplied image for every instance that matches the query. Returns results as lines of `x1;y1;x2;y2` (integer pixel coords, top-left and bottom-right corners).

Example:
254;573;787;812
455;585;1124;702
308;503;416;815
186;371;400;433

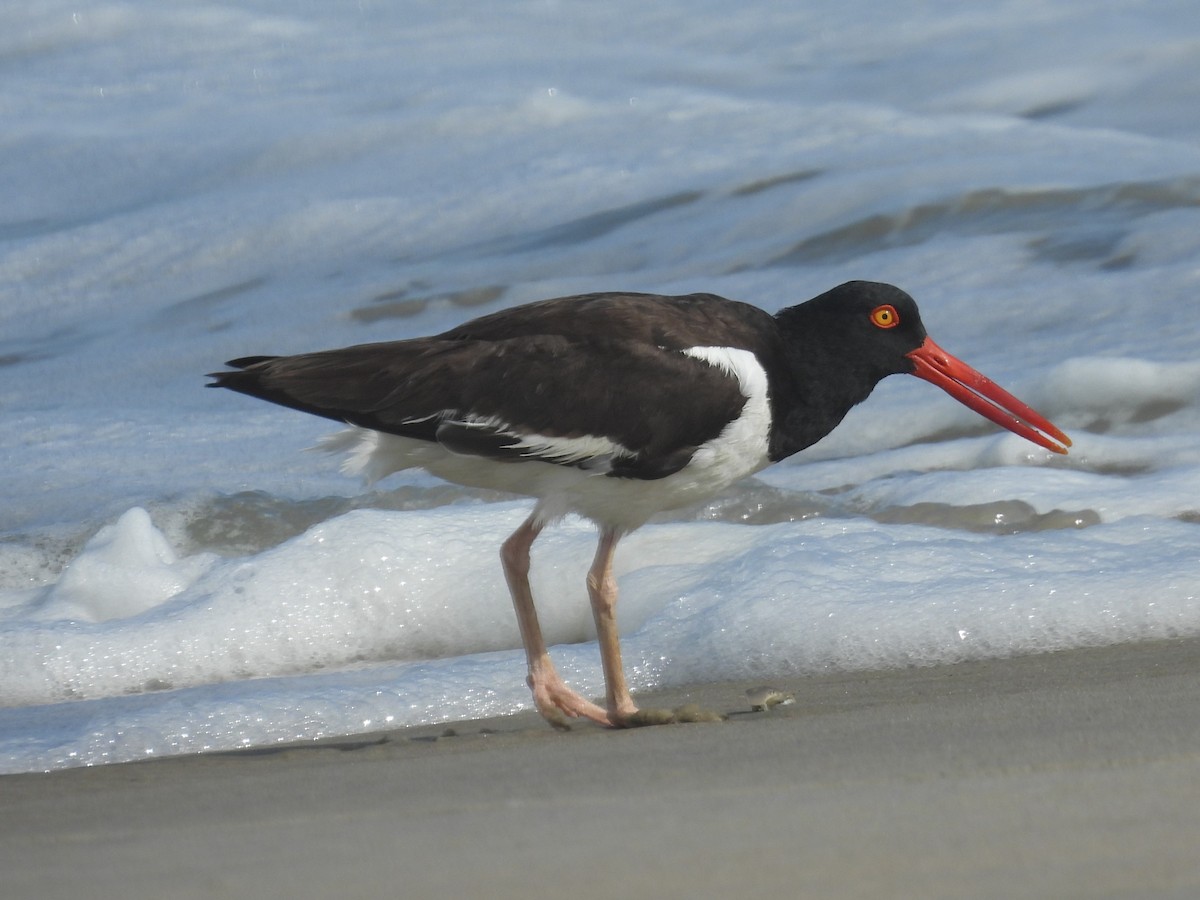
208;281;1070;730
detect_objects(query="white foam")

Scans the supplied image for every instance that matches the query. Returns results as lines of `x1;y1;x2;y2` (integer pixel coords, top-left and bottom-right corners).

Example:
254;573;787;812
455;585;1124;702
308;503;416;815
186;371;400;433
1;508;1196;772
2;0;1200;772
31;508;219;623
0;505;721;709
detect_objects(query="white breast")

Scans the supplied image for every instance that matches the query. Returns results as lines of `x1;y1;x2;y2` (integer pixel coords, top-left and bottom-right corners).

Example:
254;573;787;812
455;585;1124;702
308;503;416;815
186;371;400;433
679;346;772;477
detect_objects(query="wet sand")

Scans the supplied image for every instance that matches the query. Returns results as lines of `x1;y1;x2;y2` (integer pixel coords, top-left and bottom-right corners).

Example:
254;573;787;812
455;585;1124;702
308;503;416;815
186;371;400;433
3;637;1199;899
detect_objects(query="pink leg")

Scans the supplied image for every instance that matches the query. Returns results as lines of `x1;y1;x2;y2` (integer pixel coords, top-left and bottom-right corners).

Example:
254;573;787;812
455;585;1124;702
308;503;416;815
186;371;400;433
500;514;613;729
587;528;639;725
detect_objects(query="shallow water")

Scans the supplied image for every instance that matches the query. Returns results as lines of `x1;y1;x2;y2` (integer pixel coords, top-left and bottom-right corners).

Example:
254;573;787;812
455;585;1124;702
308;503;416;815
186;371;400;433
1;0;1199;772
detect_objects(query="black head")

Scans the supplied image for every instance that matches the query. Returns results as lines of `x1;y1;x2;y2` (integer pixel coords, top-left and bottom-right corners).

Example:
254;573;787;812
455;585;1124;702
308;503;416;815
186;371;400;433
777;280;929;382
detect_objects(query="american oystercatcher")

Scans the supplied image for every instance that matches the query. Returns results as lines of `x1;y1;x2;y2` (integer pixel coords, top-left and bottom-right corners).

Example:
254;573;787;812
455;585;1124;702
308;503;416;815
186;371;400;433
209;281;1070;729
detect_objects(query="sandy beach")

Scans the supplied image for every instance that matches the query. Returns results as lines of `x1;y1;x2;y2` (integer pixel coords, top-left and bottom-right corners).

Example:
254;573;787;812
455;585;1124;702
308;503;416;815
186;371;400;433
3;637;1199;900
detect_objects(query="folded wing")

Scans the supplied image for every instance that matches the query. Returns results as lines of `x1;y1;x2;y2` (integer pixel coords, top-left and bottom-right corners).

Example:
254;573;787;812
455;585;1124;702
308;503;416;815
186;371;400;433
209;333;751;480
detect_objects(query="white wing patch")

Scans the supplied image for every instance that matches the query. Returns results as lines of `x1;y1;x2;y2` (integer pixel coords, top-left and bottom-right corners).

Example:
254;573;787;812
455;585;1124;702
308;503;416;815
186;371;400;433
319;411;637;477
440;414;636;470
512;432;635;468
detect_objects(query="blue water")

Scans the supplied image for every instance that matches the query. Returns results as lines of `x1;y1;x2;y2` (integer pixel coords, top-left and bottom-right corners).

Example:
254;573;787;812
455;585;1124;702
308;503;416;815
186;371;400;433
1;0;1199;772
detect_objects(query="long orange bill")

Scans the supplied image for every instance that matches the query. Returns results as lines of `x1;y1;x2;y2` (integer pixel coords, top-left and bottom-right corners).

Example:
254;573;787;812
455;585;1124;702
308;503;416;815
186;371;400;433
906;337;1071;455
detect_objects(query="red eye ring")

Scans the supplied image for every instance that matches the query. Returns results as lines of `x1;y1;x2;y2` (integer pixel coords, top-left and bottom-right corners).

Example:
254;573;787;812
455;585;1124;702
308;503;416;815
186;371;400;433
870;304;899;329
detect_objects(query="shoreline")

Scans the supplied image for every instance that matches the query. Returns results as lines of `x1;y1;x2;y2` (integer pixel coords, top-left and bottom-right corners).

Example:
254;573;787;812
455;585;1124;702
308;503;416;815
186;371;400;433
4;637;1200;898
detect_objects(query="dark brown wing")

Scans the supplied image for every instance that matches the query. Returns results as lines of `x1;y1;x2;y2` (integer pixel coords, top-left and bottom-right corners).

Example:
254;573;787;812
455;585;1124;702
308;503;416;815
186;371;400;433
209;332;751;480
438;291;780;351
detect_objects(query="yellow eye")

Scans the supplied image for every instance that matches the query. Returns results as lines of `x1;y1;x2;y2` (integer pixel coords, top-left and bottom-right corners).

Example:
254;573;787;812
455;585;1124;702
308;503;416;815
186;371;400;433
870;304;899;329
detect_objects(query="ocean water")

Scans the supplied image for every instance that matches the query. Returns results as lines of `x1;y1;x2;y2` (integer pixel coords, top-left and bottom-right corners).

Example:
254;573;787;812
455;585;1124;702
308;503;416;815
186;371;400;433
2;0;1199;773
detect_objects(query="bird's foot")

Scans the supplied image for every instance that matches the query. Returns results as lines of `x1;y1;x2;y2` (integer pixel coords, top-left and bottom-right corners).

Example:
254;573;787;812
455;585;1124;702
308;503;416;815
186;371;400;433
528;671;614;731
526;668;726;730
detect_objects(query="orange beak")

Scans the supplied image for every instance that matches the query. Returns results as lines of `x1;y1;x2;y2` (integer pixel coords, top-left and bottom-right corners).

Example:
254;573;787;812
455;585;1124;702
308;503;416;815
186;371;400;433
907;337;1071;455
